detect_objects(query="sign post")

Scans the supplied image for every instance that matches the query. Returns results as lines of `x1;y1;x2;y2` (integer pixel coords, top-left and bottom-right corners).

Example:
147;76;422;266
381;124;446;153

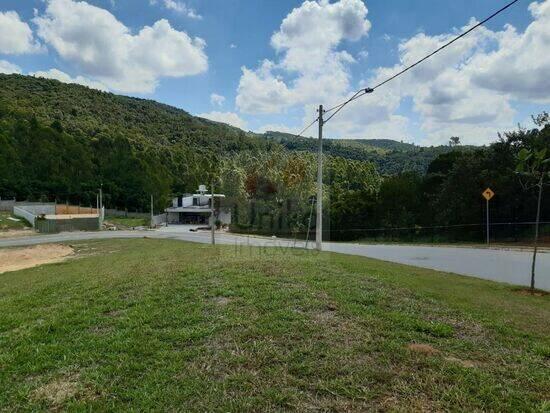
482;188;495;245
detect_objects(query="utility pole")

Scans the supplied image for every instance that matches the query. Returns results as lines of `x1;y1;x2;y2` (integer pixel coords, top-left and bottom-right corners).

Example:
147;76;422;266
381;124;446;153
99;184;103;229
150;194;154;229
210;181;215;245
316;105;324;251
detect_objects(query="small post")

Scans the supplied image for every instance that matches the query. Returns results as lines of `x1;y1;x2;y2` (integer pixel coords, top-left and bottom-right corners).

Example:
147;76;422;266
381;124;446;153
482;188;494;245
211;182;215;245
487;200;489;245
150;194;154;229
99;185;103;229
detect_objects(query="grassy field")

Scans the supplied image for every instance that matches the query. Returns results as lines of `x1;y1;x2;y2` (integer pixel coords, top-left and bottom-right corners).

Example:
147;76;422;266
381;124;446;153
0;239;548;411
0;211;30;231
104;216;150;228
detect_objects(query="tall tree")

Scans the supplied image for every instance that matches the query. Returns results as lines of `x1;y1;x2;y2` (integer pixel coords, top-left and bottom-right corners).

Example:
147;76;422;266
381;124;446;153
514;112;549;292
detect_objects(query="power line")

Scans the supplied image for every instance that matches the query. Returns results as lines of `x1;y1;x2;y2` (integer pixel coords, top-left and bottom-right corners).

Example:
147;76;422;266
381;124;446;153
370;0;520;92
293;90;366;138
324;88;366;115
297;0;521;131
295;117;319;139
324;87;373;124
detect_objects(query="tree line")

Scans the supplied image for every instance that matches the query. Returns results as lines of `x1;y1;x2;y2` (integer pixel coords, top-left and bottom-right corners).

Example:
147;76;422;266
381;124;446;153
0;75;548;245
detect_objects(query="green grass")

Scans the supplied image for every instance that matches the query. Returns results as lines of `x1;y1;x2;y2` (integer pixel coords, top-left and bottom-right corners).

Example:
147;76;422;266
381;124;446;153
0;211;31;231
104;216;150;228
0;239;548;411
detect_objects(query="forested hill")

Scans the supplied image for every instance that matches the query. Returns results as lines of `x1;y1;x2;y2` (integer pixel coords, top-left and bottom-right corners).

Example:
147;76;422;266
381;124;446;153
0;73;464;212
263;131;457;175
0;74;266;153
1;74;456;175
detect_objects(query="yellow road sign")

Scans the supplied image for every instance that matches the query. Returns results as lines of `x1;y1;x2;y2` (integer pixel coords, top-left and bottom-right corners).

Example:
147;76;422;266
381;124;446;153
482;188;495;201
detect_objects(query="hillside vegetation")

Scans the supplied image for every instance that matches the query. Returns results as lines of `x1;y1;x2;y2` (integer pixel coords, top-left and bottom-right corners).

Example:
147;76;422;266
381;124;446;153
0;74;274;209
1;74;548;243
263;131;454;175
0;74;436;216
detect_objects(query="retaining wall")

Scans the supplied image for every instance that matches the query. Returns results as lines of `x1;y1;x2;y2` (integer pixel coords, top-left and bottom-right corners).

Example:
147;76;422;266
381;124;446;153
0;199;16;212
152;213;167;227
17;203;56;215
13;206;36;227
36;216;100;233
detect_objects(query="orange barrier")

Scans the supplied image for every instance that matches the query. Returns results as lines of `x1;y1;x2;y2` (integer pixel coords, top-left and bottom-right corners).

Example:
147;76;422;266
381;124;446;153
55;205;99;215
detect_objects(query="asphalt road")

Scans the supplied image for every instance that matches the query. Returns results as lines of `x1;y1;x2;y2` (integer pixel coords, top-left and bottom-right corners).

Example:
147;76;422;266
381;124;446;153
1;229;548;291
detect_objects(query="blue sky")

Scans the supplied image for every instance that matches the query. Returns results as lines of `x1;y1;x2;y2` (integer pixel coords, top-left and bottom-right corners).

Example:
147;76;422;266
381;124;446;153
0;0;548;145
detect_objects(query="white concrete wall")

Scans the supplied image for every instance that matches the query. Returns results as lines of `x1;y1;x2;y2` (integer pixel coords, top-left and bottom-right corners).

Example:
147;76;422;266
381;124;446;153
13;206;36;227
152;213;167;226
17;204;56;215
0;199;16;212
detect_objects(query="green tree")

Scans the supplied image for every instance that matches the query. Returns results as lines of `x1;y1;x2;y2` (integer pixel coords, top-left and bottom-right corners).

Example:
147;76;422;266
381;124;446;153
515;112;550;292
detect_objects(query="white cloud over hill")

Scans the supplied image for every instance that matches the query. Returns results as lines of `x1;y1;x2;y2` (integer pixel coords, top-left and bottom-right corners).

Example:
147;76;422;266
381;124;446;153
32;0;208;93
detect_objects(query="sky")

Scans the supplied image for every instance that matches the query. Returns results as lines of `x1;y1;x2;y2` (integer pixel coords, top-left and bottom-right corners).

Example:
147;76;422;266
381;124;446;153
0;0;548;145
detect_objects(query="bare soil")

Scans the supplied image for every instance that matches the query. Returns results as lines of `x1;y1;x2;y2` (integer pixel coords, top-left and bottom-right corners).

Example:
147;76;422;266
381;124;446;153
407;343;440;355
0;244;74;274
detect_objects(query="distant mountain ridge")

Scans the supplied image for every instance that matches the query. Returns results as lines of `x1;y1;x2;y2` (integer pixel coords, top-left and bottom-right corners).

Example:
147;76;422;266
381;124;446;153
264;131;418;153
262;131;458;175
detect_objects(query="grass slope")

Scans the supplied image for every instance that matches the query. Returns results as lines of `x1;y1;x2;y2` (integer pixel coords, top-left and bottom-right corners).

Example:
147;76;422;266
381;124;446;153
0;211;30;231
0;239;548;411
104;216;150;229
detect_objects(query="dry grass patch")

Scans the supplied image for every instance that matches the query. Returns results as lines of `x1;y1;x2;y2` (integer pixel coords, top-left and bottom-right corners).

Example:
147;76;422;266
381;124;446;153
32;373;90;406
407;343;440;355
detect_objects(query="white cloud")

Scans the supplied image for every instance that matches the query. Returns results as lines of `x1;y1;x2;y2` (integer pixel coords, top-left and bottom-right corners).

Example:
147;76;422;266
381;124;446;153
197;111;248;129
30;68;109;91
210;93;225;106
150;0;202;19
0;11;41;54
0;60;21;74
469;1;550;103
357;50;369;60
365;19;517;145
237;60;293;114
34;0;208;93
230;43;237;49
353;3;550;144
236;0;371;114
235;0;550;144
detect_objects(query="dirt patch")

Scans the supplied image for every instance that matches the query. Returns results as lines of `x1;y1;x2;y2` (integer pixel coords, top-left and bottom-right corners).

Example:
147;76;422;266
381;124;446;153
102;309;125;317
445;356;476;368
0;244;74;274
211;296;232;306
407;343;440;355
32;373;81;405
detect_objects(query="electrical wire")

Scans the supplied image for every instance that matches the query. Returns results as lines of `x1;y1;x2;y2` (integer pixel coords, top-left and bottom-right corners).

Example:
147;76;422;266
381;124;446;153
370;0;520;92
295;117;319;139
298;0;521;129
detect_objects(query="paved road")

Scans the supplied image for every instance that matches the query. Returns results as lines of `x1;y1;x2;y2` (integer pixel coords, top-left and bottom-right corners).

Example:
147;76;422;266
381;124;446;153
1;229;548;290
